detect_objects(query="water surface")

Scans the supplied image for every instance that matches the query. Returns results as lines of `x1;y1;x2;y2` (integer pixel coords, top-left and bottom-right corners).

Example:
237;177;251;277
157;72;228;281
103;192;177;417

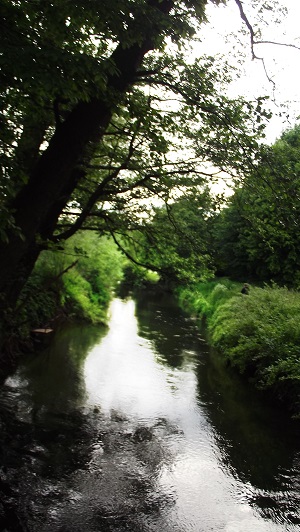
0;292;299;531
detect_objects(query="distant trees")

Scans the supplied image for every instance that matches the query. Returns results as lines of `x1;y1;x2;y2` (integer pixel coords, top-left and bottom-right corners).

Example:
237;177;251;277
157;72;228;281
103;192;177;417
212;124;300;286
118;188;217;285
130;122;300;289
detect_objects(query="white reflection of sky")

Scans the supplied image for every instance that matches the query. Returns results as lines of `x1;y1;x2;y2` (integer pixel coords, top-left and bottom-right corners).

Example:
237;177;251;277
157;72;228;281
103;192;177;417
84;298;200;423
83;298;293;532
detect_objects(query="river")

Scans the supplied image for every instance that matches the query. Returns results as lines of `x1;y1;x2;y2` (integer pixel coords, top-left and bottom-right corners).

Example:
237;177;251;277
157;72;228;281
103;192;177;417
0;291;299;531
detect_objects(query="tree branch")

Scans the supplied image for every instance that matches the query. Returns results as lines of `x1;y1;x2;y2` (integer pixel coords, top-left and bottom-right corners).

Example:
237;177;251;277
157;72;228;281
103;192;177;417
234;0;300;93
234;0;276;90
234;0;256;60
255;40;300;52
109;230;166;275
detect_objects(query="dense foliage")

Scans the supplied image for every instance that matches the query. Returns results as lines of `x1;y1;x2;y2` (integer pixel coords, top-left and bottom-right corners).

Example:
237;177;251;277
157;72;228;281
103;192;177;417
0;0;272;346
123;123;300;288
177;280;300;417
4;232;125;354
212;124;300;286
61;232;125;322
117;188;217;285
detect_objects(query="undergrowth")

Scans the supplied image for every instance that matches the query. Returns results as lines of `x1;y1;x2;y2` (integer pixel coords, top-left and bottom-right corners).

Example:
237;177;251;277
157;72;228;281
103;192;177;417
177;279;300;417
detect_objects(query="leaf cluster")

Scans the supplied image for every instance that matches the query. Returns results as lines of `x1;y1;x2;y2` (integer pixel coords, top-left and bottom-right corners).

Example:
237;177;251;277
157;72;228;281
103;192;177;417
212;124;300;286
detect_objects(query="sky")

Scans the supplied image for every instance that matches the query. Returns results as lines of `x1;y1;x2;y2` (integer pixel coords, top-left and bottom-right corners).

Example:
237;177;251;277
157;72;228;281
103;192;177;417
195;0;300;143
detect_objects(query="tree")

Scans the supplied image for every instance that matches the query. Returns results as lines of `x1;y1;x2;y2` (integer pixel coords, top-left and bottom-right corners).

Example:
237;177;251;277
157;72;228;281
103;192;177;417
0;0;273;348
117;188;218;285
212;124;300;286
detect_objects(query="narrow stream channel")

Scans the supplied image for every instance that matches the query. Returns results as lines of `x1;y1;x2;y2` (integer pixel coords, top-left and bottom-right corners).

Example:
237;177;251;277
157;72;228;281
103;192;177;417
0;291;299;531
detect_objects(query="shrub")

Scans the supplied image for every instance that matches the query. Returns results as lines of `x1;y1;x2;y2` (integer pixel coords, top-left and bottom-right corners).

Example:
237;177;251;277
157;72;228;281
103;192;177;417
62;269;107;323
16;232;126;338
177;278;240;319
178;279;300;416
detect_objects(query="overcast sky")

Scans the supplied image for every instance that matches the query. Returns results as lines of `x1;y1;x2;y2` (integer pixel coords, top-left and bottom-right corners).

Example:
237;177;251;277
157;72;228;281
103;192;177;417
196;0;300;143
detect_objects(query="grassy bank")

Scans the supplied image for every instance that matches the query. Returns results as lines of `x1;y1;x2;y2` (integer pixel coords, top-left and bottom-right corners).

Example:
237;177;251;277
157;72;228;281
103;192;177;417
1;233;126;359
177;279;300;417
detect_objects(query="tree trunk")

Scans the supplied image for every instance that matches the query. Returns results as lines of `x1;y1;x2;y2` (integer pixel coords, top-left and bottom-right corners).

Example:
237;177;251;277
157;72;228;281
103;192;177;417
0;0;174;346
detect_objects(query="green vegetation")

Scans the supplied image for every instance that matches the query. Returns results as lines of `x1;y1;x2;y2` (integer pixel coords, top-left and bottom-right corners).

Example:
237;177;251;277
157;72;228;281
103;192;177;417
177;278;240;320
118;189;217;286
61;232;125;322
177;280;300;417
116;123;300;291
0;0;273;355
4;232;125;353
212;125;300;286
122;263;160;288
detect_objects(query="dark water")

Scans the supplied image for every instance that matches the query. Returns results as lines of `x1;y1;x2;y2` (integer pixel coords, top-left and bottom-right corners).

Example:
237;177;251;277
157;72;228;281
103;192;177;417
0;292;299;531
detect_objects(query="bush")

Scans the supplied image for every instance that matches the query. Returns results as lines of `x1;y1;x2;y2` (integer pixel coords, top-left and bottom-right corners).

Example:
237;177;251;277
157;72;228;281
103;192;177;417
62;269;107;323
16;232;126;339
177;278;240;320
177;279;300;416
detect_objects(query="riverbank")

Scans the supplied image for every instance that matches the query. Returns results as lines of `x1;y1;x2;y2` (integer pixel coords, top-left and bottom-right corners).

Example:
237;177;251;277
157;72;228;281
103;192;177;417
176;279;300;418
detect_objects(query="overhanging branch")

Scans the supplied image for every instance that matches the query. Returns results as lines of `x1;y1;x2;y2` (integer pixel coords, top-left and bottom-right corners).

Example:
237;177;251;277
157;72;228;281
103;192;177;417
109;230;166;275
234;0;300;91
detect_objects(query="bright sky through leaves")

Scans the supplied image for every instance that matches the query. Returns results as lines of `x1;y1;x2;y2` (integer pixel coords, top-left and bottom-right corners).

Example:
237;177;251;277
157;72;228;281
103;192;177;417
196;0;300;143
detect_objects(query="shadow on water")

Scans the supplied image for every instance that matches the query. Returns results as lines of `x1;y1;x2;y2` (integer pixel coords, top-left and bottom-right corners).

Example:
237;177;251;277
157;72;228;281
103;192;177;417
0;323;108;531
134;290;300;527
194;340;300;526
0;290;299;531
134;289;205;369
21;323;107;412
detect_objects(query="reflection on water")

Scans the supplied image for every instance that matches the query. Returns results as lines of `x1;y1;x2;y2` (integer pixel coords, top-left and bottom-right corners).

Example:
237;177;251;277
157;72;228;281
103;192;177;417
20;323;107;415
84;298;200;422
0;293;299;531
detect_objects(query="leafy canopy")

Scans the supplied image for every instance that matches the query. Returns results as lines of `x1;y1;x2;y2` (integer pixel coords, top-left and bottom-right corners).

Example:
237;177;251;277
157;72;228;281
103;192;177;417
0;0;271;241
211;124;300;286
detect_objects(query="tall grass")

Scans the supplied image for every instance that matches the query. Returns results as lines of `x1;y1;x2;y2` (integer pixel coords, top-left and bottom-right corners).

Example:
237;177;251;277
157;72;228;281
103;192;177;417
177;280;300;417
177;278;241;320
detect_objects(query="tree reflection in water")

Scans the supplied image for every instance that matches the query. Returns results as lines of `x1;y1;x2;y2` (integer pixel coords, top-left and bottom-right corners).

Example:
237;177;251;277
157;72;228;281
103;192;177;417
0;294;299;531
